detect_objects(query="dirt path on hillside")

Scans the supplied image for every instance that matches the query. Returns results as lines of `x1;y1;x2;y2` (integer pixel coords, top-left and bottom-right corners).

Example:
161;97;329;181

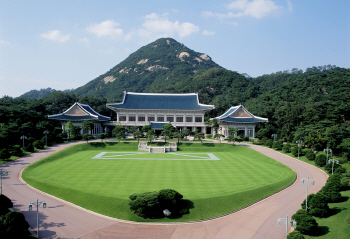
0;142;328;239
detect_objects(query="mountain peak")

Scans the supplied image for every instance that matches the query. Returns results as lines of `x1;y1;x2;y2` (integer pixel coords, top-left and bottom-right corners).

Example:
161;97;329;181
74;38;221;99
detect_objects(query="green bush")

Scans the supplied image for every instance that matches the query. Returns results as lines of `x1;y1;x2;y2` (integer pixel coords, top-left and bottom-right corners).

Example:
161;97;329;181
33;140;44;149
301;193;329;217
288;230;305;239
324;162;342;174
0;149;11;161
266;139;273;148
305;151;316;161
26;143;35;152
282;143;291;153
206;134;212;139
0;195;13;216
82;133;95;142
291;209;318;235
129;189;190;219
11;145;23;156
315;154;327;167
273;141;283;150
292;146;299;157
0;211;30;238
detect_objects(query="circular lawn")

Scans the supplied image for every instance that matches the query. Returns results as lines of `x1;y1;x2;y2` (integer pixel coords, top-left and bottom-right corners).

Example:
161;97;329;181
22;142;296;222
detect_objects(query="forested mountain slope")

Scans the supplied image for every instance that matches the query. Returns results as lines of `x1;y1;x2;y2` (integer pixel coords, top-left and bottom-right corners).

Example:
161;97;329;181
73;38;221;100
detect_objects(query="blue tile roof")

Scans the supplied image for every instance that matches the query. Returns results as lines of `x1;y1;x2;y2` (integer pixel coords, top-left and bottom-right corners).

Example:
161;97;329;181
48;102;111;121
216;105;268;123
107;92;215;111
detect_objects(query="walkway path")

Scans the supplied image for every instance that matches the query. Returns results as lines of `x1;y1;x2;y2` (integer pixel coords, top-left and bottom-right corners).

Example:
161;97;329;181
1;141;328;239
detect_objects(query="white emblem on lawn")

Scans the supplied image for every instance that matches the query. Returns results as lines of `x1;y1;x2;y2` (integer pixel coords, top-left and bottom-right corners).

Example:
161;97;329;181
91;152;220;160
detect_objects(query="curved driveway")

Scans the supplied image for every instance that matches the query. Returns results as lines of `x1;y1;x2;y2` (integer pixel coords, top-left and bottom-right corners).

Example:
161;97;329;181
1;141;328;239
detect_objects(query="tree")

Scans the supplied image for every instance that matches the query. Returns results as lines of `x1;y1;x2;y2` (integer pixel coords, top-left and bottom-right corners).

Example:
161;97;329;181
133;130;143;143
305;130;322;152
162;123;175;143
173;131;183;143
212;119;219;134
97;132;109;142
228;127;238;136
65;121;73;139
0;211;30;238
291;209;318;235
227;135;235;144
112;125;126;142
128;126;139;138
146;130;156;144
82;121;93;134
235;136;243;143
82;133;94;143
214;133;224;143
194;132;205;143
141;124;152;133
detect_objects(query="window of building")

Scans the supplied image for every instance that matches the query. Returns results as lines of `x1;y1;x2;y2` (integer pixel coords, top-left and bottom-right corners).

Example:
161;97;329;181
138;116;145;121
129;116;136;121
148;116;155;121
167;117;174;122
195;117;202;122
186;117;193;122
157;116;164;121
176;117;183;122
119;116;126;121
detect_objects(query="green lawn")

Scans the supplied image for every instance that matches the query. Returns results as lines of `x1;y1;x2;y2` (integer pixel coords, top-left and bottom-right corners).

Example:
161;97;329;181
22;142;296;222
304;190;350;239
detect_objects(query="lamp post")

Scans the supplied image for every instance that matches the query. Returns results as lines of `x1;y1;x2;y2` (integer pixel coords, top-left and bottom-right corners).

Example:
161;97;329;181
20;135;27;156
323;148;332;162
296;140;303;160
271;134;277;143
0;169;8;195
301;177;315;211
43;130;49;147
28;199;46;238
328;158;339;175
277;215;297;239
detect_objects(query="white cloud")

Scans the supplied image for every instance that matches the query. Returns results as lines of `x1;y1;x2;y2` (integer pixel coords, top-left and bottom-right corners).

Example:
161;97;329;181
40;30;70;42
80;37;89;43
202;30;215;35
287;0;293;12
87;20;123;39
204;0;283;19
0;40;10;44
141;13;199;38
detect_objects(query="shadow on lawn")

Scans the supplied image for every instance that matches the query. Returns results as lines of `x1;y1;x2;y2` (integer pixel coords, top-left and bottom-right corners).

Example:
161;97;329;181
325;206;347;217
167;199;195;219
311;226;329;237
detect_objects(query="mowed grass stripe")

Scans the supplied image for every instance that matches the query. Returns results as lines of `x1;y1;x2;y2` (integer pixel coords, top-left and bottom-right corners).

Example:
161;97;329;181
22;142;295;222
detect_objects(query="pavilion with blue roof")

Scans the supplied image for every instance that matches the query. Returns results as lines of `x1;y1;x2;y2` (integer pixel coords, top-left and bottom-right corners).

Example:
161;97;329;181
215;104;268;138
48;102;110;136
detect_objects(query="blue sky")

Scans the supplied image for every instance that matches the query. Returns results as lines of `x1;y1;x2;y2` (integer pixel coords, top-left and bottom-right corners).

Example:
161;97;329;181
1;0;349;97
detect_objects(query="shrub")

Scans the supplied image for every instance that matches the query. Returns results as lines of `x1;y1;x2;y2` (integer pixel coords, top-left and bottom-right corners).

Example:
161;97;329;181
266;139;273;148
288;230;305;239
301;193;329;217
82;133;95;143
26;143;35;152
0;195;13;216
206;134;212;139
324;163;342;174
305;151;316;161
129;189;190;219
260;137;269;145
273;141;283;150
33;140;44;149
11;145;23;156
291;209;318;235
282;143;291;153
0;149;11;161
292;146;299;157
0;211;30;238
315;154;327;167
